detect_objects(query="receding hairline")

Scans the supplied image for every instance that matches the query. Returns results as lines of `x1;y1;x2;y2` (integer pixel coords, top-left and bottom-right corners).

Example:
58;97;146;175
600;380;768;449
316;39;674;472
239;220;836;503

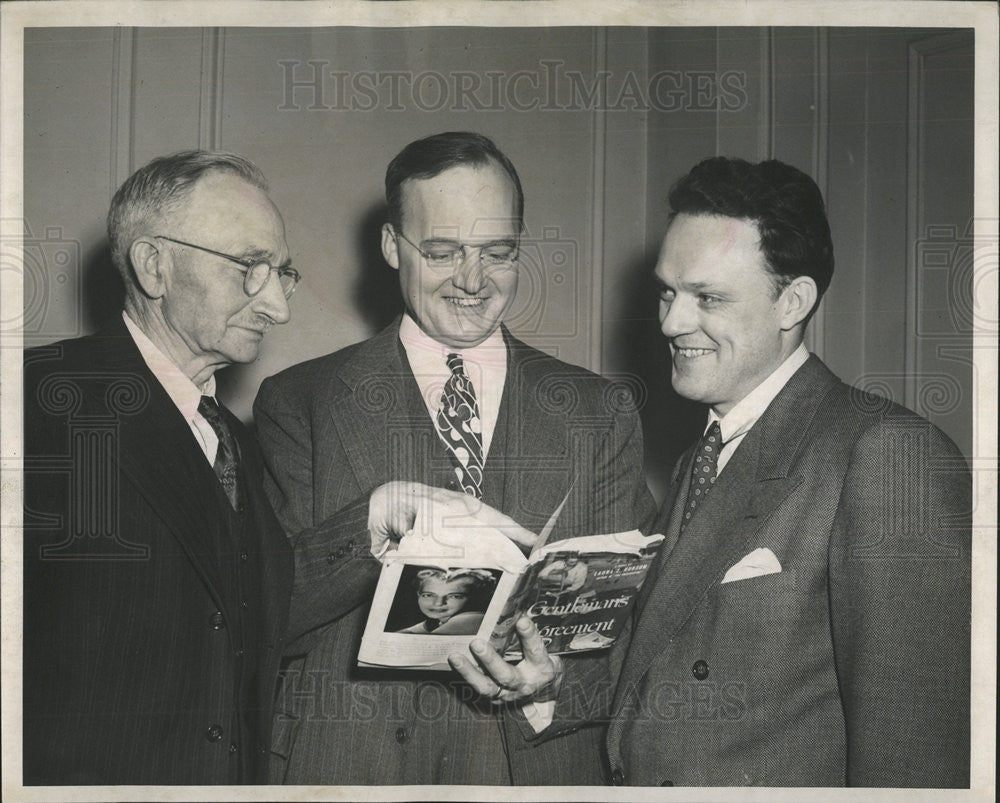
395;158;521;226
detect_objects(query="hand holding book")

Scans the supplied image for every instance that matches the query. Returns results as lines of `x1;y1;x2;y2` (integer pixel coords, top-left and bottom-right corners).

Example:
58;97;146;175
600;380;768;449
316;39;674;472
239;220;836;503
367;481;537;560
449;616;564;705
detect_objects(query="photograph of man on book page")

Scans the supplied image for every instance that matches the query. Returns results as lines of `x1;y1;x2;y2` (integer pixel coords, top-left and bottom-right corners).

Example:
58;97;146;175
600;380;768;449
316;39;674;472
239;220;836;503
390;567;502;635
538;554;589;601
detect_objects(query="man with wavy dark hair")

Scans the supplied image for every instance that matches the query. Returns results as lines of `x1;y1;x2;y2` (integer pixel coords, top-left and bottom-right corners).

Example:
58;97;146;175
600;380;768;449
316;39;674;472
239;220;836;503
24;150;297;784
254;131;655;785
453;156;971;788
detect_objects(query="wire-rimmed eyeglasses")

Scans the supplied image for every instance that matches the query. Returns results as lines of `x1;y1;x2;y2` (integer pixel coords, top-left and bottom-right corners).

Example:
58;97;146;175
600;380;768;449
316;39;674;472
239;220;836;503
156;235;300;299
394;230;519;270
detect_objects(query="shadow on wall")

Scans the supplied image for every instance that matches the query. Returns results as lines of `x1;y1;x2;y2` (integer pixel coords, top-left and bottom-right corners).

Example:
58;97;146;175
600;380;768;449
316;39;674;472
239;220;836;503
352;200;404;333
81;242;125;333
613;248;705;503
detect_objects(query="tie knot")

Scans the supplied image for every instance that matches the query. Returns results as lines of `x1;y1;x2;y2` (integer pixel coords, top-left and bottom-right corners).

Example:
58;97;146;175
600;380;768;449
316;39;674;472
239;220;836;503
446;352;465;376
197;395;222;422
704;420;722;444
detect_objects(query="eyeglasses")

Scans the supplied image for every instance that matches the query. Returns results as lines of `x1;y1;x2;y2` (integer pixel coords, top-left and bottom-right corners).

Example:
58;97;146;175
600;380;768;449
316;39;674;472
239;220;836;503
394;230;519;270
156;235;300;299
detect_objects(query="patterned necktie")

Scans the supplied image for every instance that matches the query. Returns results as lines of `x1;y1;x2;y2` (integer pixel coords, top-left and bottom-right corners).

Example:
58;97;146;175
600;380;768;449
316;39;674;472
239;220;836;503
197;395;240;509
435;353;485;499
681;420;722;532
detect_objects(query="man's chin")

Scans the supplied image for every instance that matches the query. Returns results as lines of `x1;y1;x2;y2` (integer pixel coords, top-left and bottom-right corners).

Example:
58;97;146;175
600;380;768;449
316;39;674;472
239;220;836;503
221;341;263;366
430;321;501;349
670;372;709;404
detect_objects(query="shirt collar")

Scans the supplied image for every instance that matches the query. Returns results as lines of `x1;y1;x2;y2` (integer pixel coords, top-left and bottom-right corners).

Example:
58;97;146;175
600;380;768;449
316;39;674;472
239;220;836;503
122;311;215;420
707;343;809;443
398;313;506;366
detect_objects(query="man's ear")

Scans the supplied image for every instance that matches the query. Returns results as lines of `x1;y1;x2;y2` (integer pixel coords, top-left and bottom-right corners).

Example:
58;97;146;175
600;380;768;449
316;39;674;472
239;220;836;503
128;237;167;299
778;275;818;331
381;223;400;270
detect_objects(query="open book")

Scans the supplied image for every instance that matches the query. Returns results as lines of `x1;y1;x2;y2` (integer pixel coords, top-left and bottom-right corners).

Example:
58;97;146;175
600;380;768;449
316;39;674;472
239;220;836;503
358;494;663;670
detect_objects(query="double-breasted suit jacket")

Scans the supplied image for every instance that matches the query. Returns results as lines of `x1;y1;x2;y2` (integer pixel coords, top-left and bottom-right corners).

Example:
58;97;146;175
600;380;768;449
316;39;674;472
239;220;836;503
532;355;971;788
23;319;293;784
254;319;655;785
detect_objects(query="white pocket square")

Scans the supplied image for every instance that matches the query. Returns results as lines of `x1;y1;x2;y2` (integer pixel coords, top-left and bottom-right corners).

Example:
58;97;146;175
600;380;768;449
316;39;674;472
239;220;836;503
720;547;782;584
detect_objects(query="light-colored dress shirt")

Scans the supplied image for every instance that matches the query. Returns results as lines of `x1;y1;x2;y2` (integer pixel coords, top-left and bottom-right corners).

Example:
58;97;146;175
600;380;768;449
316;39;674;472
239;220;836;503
122;311;220;466
398;313;507;461
706;343;810;474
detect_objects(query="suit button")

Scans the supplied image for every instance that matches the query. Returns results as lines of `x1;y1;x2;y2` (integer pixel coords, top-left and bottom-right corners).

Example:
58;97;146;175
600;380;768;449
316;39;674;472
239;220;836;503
446;480;458;491
240;551;249;561
229;742;239;754
237;504;245;515
661;779;674;786
611;767;625;785
692;660;710;680
395;727;408;743
327;553;336;564
209;611;225;630
205;724;224;742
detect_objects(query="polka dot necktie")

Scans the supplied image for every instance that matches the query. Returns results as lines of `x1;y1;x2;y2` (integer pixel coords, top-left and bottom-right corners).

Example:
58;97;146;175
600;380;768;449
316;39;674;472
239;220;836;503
435;353;485;499
197;395;240;510
681;420;722;532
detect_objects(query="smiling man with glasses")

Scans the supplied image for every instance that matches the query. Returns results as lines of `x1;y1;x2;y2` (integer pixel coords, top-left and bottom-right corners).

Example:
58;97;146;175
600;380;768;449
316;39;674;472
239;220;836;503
23;150;295;784
253;131;655;786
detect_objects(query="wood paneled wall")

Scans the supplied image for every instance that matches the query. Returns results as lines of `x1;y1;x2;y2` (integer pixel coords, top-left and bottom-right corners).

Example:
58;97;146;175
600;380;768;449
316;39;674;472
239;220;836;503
23;26;974;498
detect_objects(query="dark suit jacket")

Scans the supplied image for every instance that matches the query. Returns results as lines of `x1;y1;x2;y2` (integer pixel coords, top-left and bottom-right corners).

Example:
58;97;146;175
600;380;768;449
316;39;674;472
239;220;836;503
531;355;971;787
23;319;294;784
253;319;655;785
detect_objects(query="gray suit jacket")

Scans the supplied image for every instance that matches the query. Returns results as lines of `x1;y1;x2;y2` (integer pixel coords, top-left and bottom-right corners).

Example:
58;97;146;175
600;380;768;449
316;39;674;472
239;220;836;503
531;355;971;787
254;319;655;785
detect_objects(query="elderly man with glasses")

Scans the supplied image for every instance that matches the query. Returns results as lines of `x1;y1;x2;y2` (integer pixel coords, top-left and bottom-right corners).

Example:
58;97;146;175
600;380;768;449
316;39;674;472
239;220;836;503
23;150;298;784
253;131;655;786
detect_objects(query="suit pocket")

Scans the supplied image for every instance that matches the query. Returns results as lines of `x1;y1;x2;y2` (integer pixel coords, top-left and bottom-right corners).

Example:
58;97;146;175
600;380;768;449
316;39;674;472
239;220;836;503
706;569;803;645
271;708;300;758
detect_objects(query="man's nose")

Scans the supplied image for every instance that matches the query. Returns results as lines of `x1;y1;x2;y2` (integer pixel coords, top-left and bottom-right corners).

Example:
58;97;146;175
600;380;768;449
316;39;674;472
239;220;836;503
451;249;486;294
659;295;694;338
254;270;291;324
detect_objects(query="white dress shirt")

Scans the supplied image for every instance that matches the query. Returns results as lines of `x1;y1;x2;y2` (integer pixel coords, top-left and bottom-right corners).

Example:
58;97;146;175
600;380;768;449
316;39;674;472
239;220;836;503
398;313;507;460
122;311;220;466
706;343;810;474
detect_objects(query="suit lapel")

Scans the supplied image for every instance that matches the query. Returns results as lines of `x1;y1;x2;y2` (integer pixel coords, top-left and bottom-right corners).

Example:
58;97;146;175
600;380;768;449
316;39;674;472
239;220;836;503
96;322;233;615
613;355;839;717
491;330;572;528
330;320;436;491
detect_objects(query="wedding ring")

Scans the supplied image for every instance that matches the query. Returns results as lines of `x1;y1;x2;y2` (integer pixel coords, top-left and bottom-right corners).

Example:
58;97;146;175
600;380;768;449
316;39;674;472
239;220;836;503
490;686;504;701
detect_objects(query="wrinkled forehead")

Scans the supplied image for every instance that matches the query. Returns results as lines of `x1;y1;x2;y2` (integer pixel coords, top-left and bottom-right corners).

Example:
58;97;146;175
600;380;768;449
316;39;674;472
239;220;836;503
400;163;519;240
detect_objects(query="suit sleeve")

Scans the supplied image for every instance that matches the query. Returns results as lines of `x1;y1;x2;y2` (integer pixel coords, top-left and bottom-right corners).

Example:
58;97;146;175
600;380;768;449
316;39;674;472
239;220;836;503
586;390;658;536
828;418;971;787
254;377;381;655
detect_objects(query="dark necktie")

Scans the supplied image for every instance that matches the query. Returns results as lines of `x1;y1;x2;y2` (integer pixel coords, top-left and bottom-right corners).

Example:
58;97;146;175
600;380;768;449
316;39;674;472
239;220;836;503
435;353;485;499
197;395;240;509
681;420;722;532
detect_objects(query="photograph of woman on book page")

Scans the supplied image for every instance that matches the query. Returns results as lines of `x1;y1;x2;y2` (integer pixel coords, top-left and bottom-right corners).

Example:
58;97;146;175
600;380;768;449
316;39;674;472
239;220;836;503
392;567;500;635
